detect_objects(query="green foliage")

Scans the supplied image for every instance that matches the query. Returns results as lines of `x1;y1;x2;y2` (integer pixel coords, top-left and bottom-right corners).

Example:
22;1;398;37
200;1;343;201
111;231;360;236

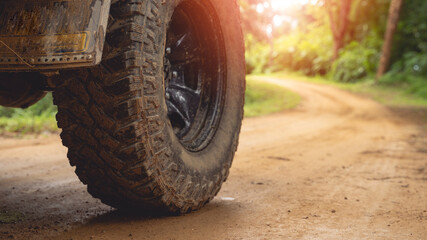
385;0;427;101
348;0;389;41
0;94;58;134
388;52;427;76
271;72;427;107
332;32;382;82
271;24;333;76
246;24;334;76
0;93;57;118
381;61;427;100
244;77;301;117
380;0;427;101
242;0;389;79
392;0;427;64
245;34;272;74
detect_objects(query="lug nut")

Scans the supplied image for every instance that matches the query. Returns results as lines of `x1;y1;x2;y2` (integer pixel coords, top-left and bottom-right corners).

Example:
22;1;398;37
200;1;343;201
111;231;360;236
165;92;170;100
166;47;171;54
172;71;178;78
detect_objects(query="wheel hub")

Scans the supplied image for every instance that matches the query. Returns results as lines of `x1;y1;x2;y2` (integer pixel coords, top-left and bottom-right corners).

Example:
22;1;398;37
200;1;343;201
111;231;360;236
163;1;227;152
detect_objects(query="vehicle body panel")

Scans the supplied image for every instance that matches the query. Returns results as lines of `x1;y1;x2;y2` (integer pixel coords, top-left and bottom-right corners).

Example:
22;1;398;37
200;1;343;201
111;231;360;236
0;0;110;71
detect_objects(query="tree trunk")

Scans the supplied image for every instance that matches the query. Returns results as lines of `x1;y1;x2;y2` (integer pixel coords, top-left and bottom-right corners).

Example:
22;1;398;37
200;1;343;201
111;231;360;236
376;0;404;81
326;0;352;61
332;36;344;61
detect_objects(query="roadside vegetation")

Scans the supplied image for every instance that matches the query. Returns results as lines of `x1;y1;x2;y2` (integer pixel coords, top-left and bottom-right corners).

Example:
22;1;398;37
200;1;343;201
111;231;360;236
0;94;57;135
2;0;426;134
245;76;301;117
241;0;427;107
0;79;300;134
264;71;427;107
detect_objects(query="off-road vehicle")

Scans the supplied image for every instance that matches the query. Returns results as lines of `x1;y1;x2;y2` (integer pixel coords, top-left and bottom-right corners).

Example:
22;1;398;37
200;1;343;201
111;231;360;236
0;0;245;213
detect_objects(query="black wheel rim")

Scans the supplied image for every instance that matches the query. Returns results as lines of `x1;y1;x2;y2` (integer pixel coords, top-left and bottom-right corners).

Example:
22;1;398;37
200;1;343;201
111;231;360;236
164;1;226;152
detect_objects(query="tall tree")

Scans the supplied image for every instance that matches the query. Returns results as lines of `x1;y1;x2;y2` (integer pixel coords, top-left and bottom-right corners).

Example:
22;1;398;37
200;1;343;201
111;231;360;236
325;0;352;61
376;0;403;80
239;0;274;42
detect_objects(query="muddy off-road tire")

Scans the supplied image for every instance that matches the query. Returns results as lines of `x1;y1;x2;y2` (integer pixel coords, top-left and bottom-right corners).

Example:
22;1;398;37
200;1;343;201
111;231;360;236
53;0;245;213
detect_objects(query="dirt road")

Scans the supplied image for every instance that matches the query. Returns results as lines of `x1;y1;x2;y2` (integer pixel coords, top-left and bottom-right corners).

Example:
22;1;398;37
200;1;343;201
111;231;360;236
0;77;426;240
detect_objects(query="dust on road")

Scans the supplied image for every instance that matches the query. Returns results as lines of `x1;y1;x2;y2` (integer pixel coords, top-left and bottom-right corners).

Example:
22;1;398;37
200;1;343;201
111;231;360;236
0;77;426;240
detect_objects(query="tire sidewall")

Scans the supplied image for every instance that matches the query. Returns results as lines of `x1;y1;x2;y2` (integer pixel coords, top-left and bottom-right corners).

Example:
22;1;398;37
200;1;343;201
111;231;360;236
162;0;245;174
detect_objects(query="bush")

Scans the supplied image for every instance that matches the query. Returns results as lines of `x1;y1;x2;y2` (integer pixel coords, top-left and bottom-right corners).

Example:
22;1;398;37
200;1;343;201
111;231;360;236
331;32;382;82
245;34;272;74
245;23;333;76
381;52;427;100
391;0;427;65
271;25;333;76
389;51;427;75
0;94;58;134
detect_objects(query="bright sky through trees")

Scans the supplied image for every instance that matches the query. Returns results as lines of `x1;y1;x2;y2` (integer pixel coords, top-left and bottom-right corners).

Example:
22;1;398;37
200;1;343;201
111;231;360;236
271;0;305;10
256;0;319;28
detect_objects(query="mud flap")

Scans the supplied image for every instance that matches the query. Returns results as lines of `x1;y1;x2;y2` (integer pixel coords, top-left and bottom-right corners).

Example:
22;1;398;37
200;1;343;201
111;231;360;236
0;0;110;70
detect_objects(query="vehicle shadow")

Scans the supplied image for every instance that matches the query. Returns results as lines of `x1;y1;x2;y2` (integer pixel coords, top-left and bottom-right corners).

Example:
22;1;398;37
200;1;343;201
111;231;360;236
60;198;243;240
0;134;245;240
0;176;242;239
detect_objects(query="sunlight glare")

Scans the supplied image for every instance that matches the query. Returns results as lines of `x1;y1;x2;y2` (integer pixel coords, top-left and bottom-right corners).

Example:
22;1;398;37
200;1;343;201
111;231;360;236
256;3;264;13
271;0;303;10
273;15;282;26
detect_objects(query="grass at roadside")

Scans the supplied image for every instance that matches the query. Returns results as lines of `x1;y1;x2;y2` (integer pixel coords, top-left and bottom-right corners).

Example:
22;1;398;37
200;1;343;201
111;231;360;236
0;79;301;134
263;71;427;107
0;116;57;135
245;76;301;117
0;94;58;135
